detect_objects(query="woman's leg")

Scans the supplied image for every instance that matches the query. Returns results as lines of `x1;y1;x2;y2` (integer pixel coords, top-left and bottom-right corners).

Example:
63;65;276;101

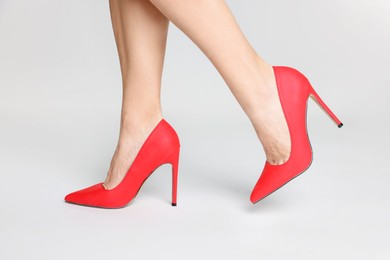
147;0;290;165
104;0;169;189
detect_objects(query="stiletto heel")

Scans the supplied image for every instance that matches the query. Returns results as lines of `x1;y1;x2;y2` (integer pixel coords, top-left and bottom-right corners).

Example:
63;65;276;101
309;87;343;128
64;119;180;208
250;66;343;203
167;150;180;206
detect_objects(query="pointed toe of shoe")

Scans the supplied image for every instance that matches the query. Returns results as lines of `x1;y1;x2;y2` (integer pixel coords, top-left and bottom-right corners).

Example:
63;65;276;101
250;180;274;204
250;159;312;204
250;163;283;203
249;193;258;204
64;192;76;203
64;190;84;204
64;183;105;207
64;190;86;205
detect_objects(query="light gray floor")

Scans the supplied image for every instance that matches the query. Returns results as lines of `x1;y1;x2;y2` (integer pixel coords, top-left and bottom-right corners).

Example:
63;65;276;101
1;1;389;259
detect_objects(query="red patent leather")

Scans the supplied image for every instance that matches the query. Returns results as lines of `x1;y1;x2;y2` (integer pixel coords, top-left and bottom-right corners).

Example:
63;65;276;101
65;119;180;208
250;66;343;203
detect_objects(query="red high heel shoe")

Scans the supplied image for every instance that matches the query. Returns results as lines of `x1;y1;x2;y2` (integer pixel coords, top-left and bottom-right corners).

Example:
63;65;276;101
250;66;343;203
64;119;180;208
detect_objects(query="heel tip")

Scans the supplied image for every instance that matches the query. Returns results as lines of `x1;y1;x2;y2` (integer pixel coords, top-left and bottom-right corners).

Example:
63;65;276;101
338;123;343;128
171;203;177;206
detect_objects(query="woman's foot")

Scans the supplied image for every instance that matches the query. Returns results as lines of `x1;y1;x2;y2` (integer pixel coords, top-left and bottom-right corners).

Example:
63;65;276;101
65;118;180;208
251;61;291;165
103;115;163;190
250;66;343;203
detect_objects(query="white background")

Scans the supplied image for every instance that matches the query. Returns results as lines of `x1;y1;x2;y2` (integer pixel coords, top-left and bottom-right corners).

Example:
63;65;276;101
0;0;389;259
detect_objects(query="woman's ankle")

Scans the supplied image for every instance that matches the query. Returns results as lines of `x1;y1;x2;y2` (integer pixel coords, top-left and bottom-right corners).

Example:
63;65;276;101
118;112;163;143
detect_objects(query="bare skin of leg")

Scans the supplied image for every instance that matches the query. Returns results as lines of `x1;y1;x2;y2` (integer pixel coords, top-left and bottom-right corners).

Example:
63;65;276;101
104;0;168;190
105;0;290;189
146;0;291;163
